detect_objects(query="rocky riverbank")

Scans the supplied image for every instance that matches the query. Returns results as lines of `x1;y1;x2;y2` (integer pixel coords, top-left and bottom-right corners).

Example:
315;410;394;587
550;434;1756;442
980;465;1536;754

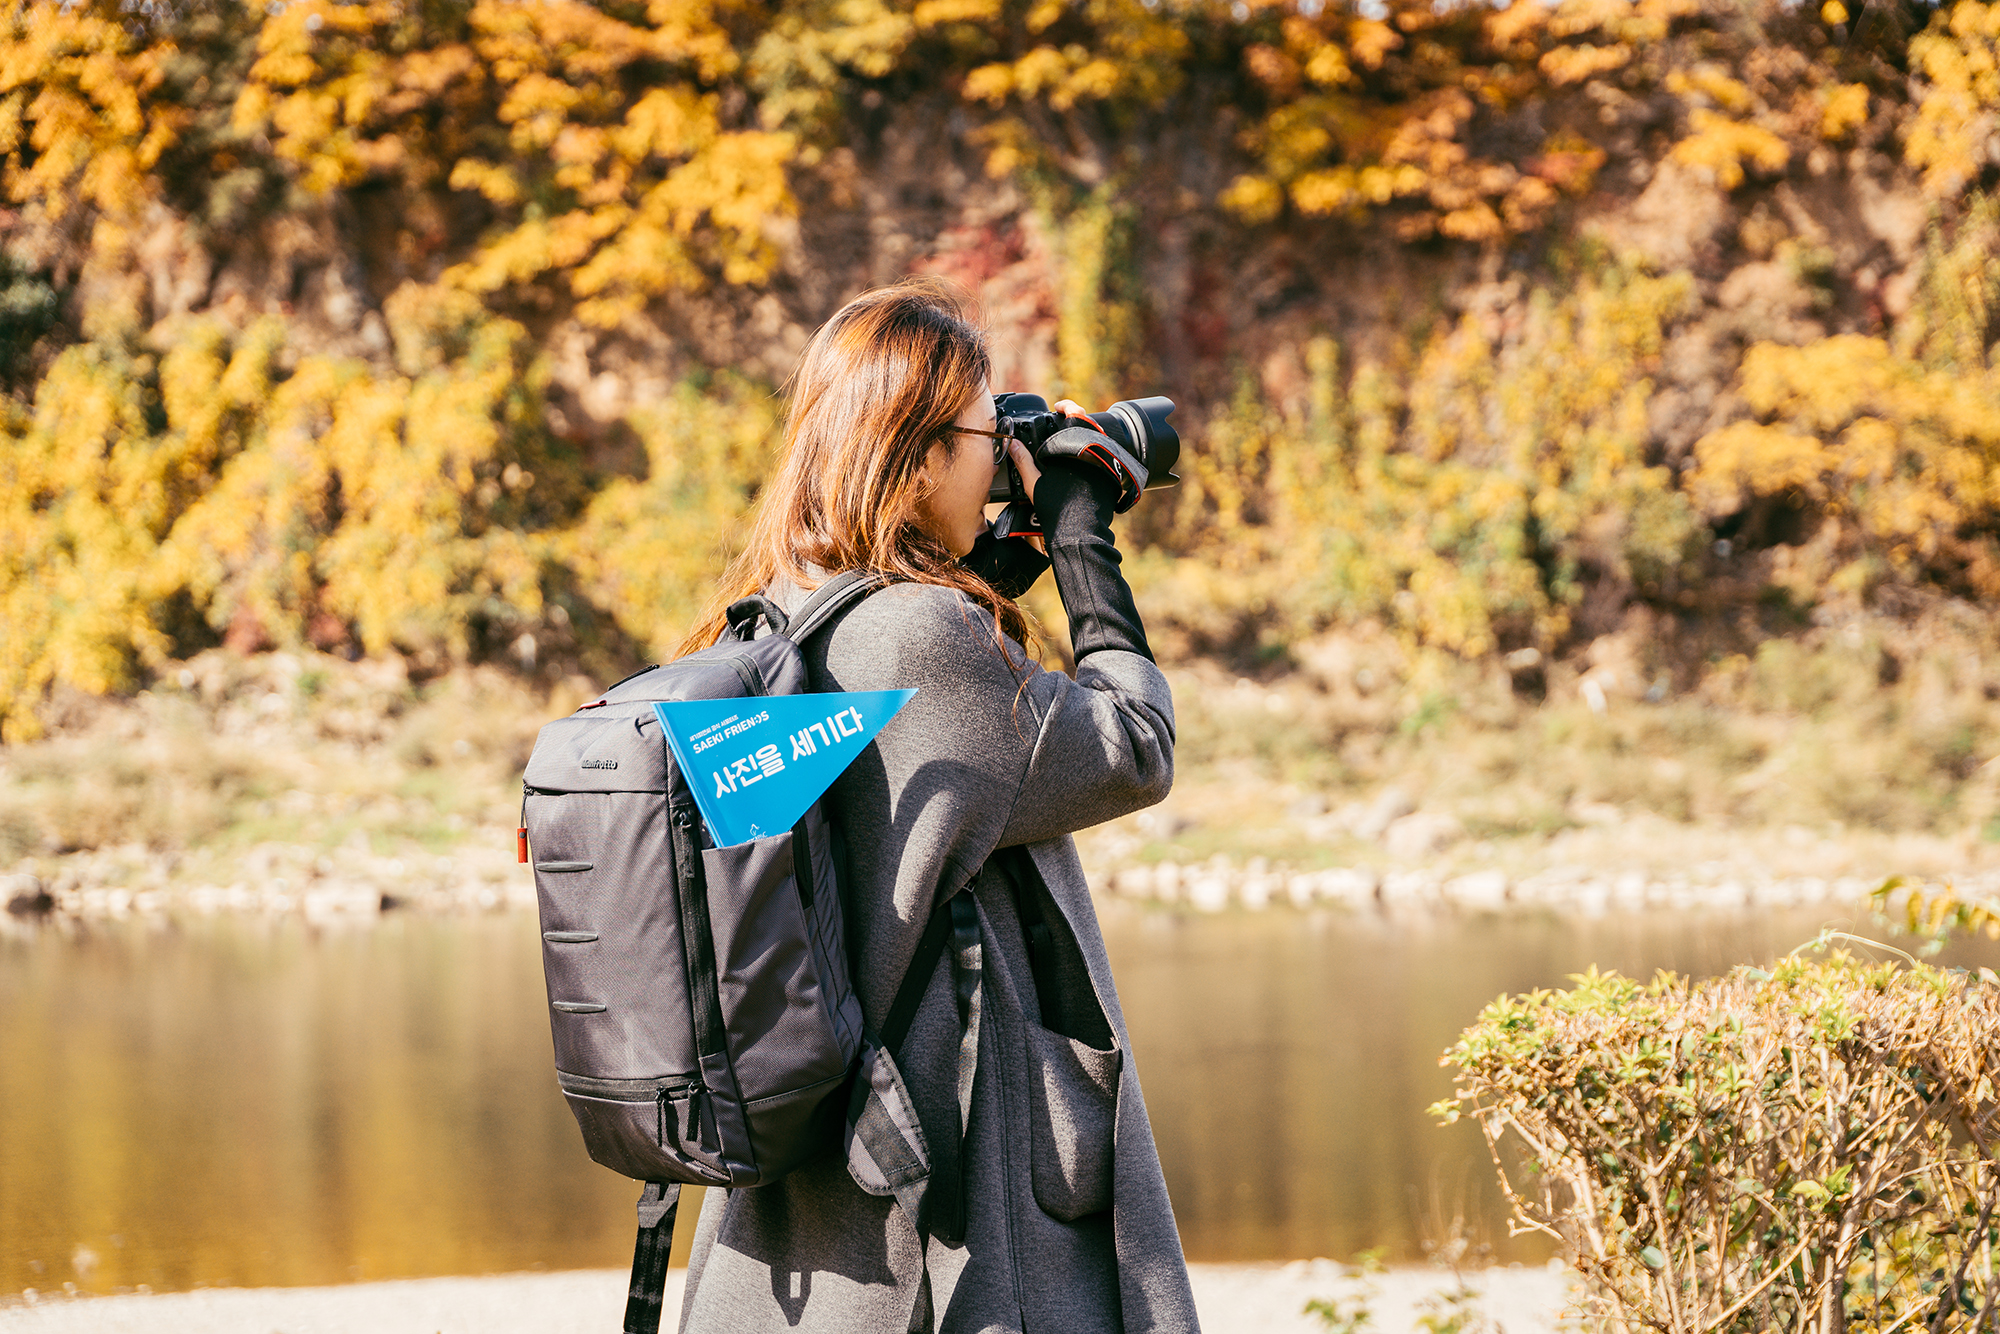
4;646;1994;934
1;817;1976;933
1098;859;1905;915
0;826;530;930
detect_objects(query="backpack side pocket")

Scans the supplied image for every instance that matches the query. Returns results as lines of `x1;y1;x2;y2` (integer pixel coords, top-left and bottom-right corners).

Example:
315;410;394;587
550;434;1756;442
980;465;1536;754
1024;1020;1121;1221
556;1071;731;1186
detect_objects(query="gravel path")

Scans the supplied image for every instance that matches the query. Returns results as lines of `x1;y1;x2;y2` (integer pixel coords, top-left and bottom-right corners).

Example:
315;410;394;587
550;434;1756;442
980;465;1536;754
0;1262;1577;1333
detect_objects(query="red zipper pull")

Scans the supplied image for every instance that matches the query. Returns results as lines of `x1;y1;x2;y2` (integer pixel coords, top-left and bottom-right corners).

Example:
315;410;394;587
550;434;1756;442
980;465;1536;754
517;827;529;863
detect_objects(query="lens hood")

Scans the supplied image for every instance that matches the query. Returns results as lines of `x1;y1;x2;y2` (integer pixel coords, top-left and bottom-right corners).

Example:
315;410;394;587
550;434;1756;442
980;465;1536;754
1104;397;1179;487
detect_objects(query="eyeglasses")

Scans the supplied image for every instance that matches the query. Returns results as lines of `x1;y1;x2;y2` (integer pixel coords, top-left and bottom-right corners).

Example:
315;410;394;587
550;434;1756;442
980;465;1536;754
945;424;1013;466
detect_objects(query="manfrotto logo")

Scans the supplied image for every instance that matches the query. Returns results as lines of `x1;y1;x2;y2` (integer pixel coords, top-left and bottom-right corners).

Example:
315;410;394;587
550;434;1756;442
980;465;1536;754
581;758;618;769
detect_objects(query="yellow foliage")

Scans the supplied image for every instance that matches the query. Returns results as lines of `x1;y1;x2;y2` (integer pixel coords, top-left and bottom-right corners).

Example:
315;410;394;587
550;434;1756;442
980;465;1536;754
1819;81;1869;139
1146;263;1701;657
0;347;168;722
1219;173;1286;224
231;0;793;321
1667;66;1755;114
1692;206;2000;603
1201;0;1855;238
1691;335;2000;588
750;0;918;132
1671;108;1791;188
1539;42;1632;87
914;0;1002;25
0;0;178;293
953;0;1188;127
1907;0;2000;198
558;376;781;657
8;0;2000;734
0;289;587;738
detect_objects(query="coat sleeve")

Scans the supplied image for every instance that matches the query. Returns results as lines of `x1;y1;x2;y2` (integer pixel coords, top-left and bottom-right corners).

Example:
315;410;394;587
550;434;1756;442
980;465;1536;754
997;646;1174;847
825;583;1173;853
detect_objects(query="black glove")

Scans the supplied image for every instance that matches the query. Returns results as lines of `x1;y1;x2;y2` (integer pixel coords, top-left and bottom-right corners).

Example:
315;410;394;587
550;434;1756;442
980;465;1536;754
962;528;1050;602
1031;460;1154;663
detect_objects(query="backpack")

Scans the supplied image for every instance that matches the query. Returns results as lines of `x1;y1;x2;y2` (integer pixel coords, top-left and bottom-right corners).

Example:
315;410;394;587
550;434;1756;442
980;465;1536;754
522;573;886;1332
520;576;972;1334
523;570;996;1334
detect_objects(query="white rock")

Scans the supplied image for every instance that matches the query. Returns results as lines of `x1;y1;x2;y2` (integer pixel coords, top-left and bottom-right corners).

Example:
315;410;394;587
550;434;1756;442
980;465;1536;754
1380;870;1439;909
1321;868;1380;908
1446;870;1510;911
1188;875;1230;913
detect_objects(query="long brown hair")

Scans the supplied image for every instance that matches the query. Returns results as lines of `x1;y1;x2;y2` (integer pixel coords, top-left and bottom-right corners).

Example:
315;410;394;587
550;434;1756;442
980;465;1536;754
680;277;1032;655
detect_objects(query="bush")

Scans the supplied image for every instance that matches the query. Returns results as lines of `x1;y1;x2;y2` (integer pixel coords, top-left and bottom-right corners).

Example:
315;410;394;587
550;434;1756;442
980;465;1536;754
0;299;591;737
1436;949;2000;1333
1141;263;1705;659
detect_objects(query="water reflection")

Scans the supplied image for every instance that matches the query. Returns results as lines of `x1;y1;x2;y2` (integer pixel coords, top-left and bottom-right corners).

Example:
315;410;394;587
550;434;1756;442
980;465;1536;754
1;913;638;1296
4;901;1991;1294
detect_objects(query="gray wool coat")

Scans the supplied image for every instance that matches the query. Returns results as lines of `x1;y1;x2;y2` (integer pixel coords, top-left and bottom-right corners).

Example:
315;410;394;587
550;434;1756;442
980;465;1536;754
676;579;1200;1334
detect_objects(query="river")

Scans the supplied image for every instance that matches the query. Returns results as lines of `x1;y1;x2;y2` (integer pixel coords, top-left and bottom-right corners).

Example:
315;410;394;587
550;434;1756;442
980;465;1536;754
3;899;1985;1295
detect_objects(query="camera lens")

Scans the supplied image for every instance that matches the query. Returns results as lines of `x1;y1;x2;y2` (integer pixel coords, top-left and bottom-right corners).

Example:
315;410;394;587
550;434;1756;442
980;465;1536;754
1103;397;1179;488
983;393;1180;505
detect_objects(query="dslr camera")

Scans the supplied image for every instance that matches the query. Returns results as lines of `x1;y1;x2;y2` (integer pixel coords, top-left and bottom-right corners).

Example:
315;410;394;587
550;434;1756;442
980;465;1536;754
985;393;1179;538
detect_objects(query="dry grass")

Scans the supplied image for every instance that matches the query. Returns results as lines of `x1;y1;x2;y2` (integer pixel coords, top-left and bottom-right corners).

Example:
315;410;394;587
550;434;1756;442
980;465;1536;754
1073;605;2000;879
5;606;2000;889
0;650;582;869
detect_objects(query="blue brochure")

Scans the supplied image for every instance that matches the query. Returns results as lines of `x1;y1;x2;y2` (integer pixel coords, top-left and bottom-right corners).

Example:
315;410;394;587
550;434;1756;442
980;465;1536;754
653;690;917;847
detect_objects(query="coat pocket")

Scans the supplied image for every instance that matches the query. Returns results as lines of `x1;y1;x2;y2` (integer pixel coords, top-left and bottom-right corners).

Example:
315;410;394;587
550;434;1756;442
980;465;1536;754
1024;1020;1121;1221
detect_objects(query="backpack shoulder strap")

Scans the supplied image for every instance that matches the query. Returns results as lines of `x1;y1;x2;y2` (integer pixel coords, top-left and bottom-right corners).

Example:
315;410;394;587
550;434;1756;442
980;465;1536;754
782;570;886;645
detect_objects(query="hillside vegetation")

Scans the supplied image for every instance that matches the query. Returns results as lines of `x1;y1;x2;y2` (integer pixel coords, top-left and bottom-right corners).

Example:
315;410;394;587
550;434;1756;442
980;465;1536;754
4;0;2000;754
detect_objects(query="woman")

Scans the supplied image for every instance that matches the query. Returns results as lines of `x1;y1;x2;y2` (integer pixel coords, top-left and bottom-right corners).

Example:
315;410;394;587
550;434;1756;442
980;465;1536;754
675;278;1198;1333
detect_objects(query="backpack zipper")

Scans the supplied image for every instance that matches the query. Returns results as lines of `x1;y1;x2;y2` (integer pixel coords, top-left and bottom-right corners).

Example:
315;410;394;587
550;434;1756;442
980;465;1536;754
671;806;728;1071
729;654;768;696
556;1071;702;1100
659;1082;708;1149
555;1071;705;1149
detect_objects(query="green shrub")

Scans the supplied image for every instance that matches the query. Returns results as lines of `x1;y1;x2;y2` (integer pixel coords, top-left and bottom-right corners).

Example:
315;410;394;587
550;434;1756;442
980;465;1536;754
1436;953;2000;1333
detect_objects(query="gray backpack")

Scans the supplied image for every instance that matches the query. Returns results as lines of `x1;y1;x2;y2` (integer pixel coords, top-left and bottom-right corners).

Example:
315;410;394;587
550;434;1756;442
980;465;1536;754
521;572;950;1334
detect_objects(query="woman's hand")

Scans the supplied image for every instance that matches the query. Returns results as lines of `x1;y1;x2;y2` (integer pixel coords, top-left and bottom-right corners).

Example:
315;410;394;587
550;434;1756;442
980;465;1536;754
1012;401;1090;508
989;400;1085;552
1005;437;1043;506
1002;438;1046;553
